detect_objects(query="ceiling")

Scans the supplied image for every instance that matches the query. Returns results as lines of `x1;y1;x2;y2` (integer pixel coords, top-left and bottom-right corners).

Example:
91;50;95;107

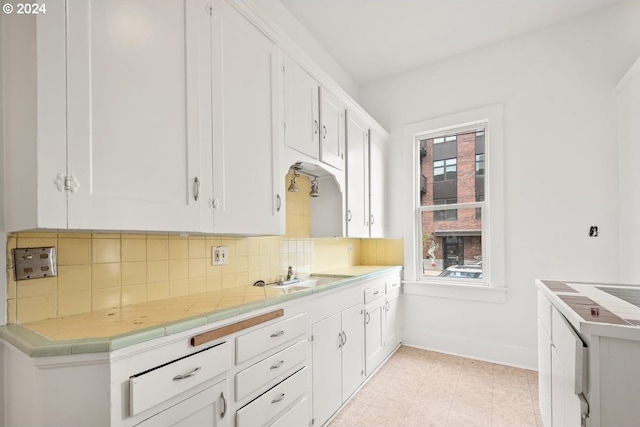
278;0;622;87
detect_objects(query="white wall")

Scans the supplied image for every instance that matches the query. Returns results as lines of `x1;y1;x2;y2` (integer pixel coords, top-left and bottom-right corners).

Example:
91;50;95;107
359;1;640;369
250;0;359;100
618;57;640;283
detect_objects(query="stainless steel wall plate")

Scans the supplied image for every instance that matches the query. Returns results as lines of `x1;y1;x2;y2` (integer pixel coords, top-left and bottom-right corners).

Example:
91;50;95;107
13;247;57;281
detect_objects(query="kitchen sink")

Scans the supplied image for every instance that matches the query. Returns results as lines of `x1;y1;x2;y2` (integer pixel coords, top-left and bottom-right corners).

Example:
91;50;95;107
269;275;346;291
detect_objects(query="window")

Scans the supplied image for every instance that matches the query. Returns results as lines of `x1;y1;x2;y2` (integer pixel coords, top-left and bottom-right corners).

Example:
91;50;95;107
433;198;457;221
403;104;505;301
420;127;484;281
433;158;457;182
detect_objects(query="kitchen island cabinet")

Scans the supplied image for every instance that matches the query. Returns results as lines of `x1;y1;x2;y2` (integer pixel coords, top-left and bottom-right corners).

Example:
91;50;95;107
536;279;640;427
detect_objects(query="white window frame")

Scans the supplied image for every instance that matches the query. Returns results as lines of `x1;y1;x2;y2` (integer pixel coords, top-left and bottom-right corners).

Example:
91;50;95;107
402;105;506;303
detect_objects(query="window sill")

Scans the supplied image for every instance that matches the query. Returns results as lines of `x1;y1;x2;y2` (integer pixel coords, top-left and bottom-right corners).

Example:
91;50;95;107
403;281;507;303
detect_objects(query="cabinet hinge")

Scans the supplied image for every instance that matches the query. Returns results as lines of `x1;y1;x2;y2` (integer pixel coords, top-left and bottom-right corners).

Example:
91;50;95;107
207;5;217;19
54;173;79;193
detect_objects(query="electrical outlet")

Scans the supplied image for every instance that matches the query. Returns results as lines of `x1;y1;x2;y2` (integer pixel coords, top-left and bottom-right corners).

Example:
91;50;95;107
212;246;228;265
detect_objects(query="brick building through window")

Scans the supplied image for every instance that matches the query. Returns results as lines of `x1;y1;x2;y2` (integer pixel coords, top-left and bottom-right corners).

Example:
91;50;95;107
420;130;485;272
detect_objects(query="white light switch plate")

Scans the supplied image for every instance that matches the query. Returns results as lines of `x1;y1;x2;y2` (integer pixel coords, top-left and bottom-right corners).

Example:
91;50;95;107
212;246;228;265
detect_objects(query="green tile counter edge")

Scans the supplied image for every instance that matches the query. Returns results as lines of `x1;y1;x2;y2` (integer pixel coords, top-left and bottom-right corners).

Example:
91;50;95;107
0;265;402;357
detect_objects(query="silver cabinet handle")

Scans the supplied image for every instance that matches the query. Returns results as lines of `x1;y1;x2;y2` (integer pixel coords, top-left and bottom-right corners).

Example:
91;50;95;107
338;332;344;348
385;300;390;311
276;194;282;212
370;214;375;225
194;177;200;201
314;120;319;135
373;290;380;295
173;367;201;381
365;312;370;325
270;330;285;338
347;210;352;222
322;125;327;139
342;331;347;347
270;360;285;370
271;393;286;404
220;392;227;419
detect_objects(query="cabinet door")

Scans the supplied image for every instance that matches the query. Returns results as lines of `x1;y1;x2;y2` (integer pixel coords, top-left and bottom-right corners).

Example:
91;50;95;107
369;130;386;237
538;319;553;427
136;380;229;427
364;299;385;376
319;88;345;170
211;0;283;235
384;291;400;352
346;111;370;238
312;313;342;427
283;56;320;160
67;0;212;232
341;304;364;401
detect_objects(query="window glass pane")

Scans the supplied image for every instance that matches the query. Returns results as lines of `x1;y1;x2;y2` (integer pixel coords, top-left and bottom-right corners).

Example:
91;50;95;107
421;207;483;279
420;130;484;208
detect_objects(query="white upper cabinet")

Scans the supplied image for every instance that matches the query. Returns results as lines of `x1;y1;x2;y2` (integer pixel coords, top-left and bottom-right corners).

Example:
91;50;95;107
3;2;69;231
210;0;284;235
283;57;320;160
369;130;386;237
320;89;346;171
66;0;212;232
346;111;370;238
346;111;386;238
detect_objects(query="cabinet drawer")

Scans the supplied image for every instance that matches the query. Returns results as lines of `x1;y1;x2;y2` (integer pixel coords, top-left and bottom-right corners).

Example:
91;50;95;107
236;313;306;364
236;367;307;427
235;339;306;401
268;396;308;427
130;342;229;416
385;278;401;293
364;284;385;304
537;291;552;338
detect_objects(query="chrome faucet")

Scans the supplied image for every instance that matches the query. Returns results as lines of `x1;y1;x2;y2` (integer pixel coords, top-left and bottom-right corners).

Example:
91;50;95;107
287;266;294;281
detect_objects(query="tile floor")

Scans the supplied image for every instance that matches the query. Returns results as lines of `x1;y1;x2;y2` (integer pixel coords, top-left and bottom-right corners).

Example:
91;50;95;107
329;345;541;427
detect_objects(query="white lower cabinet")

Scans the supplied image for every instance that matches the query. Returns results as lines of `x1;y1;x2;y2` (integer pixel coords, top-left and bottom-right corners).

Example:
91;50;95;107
236;367;307;427
135;380;229;427
312;303;364;427
384;289;400;350
364;295;385;376
268;396;308;427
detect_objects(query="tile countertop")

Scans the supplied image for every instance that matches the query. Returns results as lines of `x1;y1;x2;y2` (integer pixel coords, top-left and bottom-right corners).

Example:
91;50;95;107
537;279;640;341
0;265;401;357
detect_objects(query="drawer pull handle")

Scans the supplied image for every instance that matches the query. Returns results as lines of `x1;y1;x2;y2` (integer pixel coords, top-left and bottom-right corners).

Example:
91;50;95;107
365;312;371;325
270;360;285;370
220;392;227;418
270;330;285;338
373;291;380;295
342;331;347;347
173;367;201;381
271;393;286;404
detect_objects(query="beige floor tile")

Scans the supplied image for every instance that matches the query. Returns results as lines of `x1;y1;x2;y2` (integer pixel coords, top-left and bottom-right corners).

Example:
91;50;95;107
334;346;540;427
